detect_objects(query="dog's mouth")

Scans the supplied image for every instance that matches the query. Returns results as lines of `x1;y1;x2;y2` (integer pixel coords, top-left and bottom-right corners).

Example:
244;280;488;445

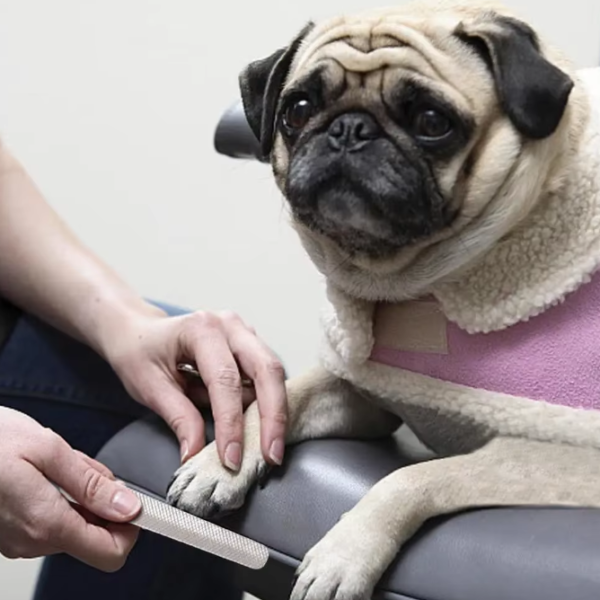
284;134;454;260
292;183;441;260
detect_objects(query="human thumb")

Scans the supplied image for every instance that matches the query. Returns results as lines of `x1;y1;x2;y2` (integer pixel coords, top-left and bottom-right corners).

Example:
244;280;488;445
41;438;141;522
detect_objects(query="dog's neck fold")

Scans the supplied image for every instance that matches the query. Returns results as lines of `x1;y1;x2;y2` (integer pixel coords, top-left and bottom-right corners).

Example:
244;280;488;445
319;66;600;368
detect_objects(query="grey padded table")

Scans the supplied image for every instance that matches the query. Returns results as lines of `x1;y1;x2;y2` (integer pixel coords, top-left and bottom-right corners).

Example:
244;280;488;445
97;414;600;600
96;101;600;600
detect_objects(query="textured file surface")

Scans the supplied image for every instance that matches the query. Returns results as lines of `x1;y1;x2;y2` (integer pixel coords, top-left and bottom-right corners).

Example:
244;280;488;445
59;485;269;570
129;489;269;569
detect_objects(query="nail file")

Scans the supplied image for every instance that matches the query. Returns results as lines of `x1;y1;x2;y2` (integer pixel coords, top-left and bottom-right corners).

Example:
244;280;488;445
59;485;270;570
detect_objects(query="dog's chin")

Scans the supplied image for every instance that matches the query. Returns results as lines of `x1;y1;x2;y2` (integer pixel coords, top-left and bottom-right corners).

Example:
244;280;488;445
287;180;454;262
292;191;435;261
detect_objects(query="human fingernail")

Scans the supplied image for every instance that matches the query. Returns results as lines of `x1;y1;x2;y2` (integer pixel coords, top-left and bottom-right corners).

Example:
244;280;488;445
112;489;141;517
224;442;242;471
269;438;285;465
181;441;190;464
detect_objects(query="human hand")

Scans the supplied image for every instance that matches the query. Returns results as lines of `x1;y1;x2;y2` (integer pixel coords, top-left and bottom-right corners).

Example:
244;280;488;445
104;307;287;471
0;407;141;571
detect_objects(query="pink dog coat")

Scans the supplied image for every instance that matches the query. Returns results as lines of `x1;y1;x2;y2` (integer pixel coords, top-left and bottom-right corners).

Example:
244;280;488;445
369;270;600;411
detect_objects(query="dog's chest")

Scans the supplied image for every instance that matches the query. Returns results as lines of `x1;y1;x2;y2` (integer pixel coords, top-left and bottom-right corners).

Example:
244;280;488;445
330;278;600;454
388;398;495;456
366;301;492;454
369;276;600;413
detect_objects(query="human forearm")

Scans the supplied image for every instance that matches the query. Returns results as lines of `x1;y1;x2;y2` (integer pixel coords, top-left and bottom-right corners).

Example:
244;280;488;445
0;142;164;357
0;142;289;469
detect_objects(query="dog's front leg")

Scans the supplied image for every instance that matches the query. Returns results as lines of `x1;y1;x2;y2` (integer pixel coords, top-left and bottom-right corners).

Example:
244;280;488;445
291;435;600;600
168;366;400;517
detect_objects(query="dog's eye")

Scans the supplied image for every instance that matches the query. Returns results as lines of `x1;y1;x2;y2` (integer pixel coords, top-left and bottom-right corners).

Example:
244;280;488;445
282;97;314;133
412;108;453;141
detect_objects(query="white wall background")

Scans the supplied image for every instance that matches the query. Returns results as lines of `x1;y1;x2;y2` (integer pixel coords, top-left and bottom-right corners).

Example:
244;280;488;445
0;0;598;597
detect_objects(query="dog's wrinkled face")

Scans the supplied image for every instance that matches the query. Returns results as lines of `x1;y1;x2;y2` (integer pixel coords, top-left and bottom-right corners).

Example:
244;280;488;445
279;65;468;259
239;0;579;298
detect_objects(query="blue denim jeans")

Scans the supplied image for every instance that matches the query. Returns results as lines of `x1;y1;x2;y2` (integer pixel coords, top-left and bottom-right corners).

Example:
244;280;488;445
0;304;243;600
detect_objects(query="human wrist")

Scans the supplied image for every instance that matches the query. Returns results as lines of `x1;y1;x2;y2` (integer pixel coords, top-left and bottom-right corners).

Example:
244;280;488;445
83;291;167;363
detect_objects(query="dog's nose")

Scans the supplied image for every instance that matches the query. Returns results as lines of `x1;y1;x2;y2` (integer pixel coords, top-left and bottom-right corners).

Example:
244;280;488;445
327;112;381;152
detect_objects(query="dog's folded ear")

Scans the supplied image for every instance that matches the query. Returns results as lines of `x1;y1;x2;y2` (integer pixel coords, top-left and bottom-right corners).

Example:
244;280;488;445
239;22;314;161
456;13;574;140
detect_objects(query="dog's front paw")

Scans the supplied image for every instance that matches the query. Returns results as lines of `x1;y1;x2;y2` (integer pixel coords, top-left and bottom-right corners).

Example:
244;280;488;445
166;441;268;518
290;519;381;600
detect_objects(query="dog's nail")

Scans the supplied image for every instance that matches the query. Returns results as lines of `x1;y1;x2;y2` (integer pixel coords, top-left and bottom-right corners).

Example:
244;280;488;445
269;438;285;465
224;442;242;471
258;465;273;489
166;473;178;498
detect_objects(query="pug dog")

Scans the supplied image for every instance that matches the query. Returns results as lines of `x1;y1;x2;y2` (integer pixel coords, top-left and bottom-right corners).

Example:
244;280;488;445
168;1;600;598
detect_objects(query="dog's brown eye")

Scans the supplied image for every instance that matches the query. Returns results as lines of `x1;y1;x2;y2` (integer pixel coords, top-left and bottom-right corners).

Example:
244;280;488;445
282;97;314;132
413;109;452;140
